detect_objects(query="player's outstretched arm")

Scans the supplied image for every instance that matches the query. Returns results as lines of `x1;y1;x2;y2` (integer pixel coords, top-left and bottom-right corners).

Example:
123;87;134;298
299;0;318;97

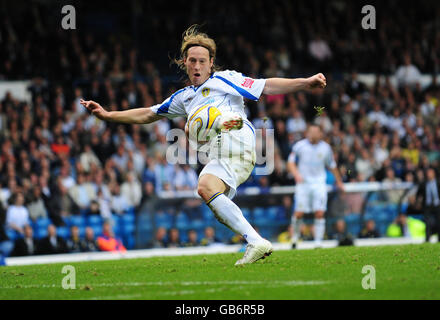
262;73;326;95
287;160;304;184
331;167;345;191
80;99;163;124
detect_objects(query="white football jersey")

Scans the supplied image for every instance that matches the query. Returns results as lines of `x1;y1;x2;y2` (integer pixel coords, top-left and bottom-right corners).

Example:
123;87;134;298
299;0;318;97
150;70;266;120
288;139;336;184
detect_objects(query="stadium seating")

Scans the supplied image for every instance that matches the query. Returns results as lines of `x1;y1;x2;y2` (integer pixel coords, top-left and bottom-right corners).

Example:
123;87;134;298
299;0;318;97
61;216;70;226
136;214;153;247
111;215;123;238
68;215;86;228
189;219;205;231
154;211;173;229
26;213;138;247
90;225;103;238
266;207;279;221
400;202;409;214
175;211;190;230
35;227;48;239
275;206;288;222
214;223;234;243
56;226;70;239
33;217;51;230
124;207;136;217
87;215;103;226
123;234;135;250
30;217;51;239
345;214;361;237
253;207;267;225
202;204;215;224
79;209;90;217
241;208;252;222
121;213;136;235
6;229;20;241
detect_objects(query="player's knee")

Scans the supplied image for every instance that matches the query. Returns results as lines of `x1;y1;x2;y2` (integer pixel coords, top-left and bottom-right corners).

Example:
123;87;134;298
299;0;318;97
315;211;325;219
197;181;211;202
197;183;206;199
294;212;304;219
198;174;228;202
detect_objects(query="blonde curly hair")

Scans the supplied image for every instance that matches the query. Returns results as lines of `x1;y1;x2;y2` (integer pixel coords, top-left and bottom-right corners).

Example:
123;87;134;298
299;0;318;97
174;25;220;74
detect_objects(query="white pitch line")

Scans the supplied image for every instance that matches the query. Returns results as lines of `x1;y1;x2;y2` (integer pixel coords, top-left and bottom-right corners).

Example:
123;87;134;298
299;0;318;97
155;287;234;297
5;238;426;266
88;293;142;300
0;280;330;290
85;281;330;299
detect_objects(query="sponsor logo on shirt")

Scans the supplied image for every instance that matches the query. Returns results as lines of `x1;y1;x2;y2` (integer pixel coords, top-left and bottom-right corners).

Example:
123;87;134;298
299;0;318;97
241;78;254;88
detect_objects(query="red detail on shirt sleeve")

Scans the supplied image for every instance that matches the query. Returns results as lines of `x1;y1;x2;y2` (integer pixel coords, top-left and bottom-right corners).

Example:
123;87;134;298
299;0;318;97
241;78;254;88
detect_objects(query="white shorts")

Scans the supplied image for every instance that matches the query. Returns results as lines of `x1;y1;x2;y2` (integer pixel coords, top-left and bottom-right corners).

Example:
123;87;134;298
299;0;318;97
199;120;256;199
294;183;328;213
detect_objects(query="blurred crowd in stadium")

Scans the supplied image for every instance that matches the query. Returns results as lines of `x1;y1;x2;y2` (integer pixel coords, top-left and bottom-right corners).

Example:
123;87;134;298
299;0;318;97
1;0;440;257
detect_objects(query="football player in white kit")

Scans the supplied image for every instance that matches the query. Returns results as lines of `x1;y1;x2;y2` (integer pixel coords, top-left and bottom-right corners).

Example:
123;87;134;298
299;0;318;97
80;25;327;265
287;125;344;248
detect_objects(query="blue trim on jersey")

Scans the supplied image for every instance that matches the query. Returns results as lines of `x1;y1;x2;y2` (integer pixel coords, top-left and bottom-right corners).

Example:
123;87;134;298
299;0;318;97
243;119;255;136
216;94;228;108
206;106;212;129
213;75;258;101
157;88;186;114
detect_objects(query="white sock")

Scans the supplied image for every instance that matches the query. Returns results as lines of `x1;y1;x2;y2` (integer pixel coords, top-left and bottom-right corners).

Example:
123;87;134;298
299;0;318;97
207;192;264;245
291;216;302;243
314;218;326;244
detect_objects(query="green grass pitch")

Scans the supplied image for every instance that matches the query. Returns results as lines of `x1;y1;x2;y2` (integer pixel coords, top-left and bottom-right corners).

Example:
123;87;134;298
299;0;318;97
1;243;439;300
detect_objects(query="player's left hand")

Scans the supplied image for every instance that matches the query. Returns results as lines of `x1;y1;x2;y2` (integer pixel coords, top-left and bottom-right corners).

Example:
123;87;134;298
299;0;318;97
336;181;345;192
307;73;327;89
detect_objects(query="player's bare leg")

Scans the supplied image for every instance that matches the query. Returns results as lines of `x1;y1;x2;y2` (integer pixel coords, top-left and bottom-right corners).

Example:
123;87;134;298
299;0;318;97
291;211;304;249
314;210;326;248
198;174;272;265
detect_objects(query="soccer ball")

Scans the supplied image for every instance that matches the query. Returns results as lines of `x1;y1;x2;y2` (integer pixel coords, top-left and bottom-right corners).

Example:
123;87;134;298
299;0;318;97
185;105;244;152
185;104;223;143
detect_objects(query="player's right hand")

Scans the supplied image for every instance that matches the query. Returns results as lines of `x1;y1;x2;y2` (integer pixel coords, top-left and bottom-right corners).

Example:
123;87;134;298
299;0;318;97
336;180;345;193
80;99;109;120
307;73;327;89
294;173;304;184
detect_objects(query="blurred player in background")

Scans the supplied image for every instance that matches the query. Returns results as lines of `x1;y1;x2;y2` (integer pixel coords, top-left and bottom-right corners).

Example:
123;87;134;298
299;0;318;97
81;25;327;265
288;125;344;248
